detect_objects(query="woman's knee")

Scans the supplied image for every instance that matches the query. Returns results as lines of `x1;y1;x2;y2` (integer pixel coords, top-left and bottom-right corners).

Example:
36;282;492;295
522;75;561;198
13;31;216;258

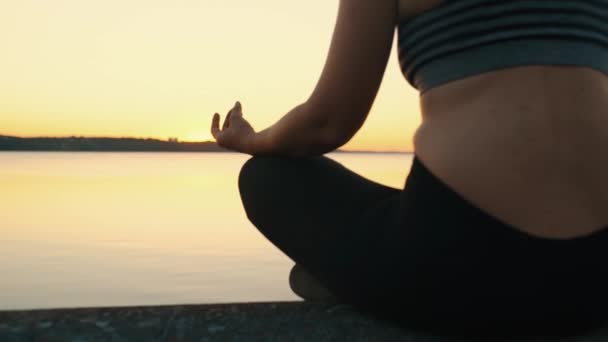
237;155;334;227
238;155;311;193
238;156;283;225
239;156;275;197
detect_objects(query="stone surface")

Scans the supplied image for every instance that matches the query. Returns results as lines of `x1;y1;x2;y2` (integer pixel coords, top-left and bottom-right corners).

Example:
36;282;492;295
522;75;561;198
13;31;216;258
0;302;607;341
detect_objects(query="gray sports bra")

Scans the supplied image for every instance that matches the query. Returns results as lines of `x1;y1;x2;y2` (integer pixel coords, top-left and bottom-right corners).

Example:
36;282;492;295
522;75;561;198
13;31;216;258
398;0;608;92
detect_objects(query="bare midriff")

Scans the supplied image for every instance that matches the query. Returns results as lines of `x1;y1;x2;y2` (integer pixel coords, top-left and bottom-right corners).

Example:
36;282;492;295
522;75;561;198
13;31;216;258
397;0;608;239
413;65;608;239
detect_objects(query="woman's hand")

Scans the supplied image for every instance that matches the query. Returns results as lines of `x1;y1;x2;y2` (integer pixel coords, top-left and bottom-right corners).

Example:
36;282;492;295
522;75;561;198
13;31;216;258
211;101;257;154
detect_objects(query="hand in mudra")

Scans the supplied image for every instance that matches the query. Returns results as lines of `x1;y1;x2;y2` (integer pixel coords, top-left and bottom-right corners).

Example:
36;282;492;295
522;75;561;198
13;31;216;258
211;101;257;154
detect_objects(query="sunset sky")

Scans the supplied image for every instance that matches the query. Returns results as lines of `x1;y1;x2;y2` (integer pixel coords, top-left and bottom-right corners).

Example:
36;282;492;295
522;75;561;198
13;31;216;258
0;0;421;152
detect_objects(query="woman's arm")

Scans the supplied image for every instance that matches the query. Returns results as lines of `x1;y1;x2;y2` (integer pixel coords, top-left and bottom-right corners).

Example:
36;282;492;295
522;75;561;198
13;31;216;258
212;0;398;156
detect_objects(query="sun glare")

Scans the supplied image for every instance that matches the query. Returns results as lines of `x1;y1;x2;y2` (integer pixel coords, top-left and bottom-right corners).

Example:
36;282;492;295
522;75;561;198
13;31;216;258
181;132;214;143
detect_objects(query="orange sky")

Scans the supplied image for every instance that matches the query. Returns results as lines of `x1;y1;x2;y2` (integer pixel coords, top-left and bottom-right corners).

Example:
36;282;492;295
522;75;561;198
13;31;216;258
0;0;421;152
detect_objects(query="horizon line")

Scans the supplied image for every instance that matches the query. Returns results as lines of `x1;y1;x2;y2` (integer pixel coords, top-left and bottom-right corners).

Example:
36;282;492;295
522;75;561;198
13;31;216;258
0;134;414;154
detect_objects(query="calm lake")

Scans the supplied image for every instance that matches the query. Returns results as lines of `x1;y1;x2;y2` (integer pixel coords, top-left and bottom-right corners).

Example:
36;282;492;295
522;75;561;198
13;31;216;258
0;152;414;310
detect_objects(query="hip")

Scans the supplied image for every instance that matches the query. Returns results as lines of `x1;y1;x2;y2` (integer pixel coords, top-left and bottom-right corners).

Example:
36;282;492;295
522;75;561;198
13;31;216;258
413;65;608;239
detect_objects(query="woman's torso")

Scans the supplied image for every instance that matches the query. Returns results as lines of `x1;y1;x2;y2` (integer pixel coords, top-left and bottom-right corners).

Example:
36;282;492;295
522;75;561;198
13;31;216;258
399;0;608;239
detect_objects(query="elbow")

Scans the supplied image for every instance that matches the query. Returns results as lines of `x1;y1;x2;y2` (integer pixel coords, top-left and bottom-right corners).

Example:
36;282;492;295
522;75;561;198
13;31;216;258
320;124;352;150
322;110;366;149
302;100;364;153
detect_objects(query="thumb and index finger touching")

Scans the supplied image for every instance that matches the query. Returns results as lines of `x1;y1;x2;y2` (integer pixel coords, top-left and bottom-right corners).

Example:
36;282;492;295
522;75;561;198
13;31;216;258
211;101;244;140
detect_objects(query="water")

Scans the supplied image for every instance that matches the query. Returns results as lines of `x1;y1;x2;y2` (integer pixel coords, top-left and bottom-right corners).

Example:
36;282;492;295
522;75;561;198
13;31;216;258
0;152;414;310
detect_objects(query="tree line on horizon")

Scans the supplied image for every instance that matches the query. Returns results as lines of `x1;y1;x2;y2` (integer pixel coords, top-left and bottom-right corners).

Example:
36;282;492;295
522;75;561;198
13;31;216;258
0;135;227;152
0;135;410;153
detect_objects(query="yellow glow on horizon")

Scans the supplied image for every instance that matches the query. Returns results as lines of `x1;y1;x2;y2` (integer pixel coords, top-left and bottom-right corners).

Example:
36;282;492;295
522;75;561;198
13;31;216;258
0;0;421;152
181;131;214;143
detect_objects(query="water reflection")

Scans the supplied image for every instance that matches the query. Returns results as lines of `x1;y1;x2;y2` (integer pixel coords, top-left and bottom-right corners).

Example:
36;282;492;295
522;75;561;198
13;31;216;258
0;152;413;310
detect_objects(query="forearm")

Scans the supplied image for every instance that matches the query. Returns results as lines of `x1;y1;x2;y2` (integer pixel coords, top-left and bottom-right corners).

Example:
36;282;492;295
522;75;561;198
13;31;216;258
250;103;342;157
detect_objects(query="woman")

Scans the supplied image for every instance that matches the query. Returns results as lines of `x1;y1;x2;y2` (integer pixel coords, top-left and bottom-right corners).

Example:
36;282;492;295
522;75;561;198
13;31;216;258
211;0;608;337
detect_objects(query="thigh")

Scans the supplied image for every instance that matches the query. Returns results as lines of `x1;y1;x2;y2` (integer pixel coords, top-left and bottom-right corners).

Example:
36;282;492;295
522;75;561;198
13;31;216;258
238;155;402;290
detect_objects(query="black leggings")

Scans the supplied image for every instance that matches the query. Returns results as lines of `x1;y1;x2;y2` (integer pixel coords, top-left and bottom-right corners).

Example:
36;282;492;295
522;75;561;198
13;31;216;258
238;154;608;337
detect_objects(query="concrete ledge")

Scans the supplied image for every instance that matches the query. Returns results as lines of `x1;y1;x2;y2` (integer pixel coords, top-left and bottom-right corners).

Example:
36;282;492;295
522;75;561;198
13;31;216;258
1;302;607;341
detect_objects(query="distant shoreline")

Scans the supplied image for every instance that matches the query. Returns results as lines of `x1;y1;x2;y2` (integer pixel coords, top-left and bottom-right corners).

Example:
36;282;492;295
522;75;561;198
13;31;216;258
0;135;225;153
0;135;412;154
